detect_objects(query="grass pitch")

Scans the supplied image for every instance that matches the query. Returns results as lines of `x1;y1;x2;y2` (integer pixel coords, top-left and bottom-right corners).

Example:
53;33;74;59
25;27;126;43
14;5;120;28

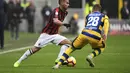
0;32;130;73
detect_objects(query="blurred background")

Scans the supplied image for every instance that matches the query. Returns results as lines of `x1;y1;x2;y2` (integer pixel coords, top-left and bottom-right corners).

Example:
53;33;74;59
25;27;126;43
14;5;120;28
0;0;129;49
3;0;130;34
0;0;130;73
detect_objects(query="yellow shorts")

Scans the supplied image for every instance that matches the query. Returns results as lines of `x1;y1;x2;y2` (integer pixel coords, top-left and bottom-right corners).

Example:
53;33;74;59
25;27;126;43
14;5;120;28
72;33;105;49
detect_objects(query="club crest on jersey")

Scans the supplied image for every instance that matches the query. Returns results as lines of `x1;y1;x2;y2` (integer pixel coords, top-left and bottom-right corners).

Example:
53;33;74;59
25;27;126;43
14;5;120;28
55;12;58;15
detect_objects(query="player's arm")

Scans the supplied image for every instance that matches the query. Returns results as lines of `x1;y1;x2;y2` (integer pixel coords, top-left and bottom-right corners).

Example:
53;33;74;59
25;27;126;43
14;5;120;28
103;15;110;41
53;10;70;28
85;15;88;27
53;18;70;28
53;18;63;26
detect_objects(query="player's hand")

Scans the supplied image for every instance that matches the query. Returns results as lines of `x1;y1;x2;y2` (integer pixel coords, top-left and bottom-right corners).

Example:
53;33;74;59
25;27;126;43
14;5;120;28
102;34;107;41
63;23;71;28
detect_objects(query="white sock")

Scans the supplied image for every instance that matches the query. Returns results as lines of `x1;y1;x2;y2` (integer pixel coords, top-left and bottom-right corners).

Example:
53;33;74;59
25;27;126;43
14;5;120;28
56;44;70;60
17;49;33;63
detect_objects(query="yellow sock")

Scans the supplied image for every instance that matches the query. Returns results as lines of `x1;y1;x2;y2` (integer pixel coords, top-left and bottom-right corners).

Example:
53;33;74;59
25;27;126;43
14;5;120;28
65;47;73;55
89;48;104;58
57;47;74;65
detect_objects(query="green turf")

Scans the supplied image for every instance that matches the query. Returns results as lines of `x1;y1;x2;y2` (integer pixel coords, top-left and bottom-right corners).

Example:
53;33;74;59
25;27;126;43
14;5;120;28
1;31;39;51
0;32;130;73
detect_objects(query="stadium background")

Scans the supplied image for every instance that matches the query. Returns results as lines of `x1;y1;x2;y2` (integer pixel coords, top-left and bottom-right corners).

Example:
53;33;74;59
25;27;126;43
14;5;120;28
0;0;130;73
7;0;130;34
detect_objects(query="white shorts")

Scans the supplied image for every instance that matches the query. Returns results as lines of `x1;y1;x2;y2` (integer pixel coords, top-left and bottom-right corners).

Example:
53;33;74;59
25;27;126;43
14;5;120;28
34;33;68;47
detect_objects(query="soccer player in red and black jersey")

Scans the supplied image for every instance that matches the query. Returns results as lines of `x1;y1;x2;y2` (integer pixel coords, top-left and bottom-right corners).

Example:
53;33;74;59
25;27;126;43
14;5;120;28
42;2;70;34
14;0;72;67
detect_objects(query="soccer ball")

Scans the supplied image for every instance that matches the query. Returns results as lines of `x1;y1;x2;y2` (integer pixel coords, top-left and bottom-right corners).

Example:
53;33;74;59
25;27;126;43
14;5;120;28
67;56;76;67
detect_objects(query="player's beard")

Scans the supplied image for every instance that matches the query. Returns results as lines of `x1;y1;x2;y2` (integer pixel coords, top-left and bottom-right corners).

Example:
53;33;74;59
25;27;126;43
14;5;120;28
63;6;68;11
62;4;68;10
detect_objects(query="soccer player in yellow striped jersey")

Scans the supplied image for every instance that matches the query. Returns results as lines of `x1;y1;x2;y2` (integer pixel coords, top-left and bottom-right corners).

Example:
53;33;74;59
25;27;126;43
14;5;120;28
53;4;109;69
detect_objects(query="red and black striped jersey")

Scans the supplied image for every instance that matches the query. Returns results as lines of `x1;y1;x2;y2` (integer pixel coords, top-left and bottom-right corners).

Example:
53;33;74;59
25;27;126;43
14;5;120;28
42;7;68;34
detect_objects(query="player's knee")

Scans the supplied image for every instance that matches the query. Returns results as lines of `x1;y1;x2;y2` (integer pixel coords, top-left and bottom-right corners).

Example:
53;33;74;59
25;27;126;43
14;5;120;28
60;39;72;45
64;44;70;47
32;47;41;53
72;43;82;50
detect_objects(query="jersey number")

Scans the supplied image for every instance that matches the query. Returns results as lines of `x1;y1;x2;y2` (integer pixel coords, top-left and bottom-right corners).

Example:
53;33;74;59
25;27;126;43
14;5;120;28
87;17;99;26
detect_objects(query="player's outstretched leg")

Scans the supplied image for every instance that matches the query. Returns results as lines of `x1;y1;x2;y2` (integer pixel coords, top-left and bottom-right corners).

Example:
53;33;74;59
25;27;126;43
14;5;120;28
53;53;70;69
53;47;74;69
55;44;70;65
86;48;104;67
14;47;40;67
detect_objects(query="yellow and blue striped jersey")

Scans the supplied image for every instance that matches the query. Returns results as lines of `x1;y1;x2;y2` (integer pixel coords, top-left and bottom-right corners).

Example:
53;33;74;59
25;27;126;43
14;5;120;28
82;11;109;40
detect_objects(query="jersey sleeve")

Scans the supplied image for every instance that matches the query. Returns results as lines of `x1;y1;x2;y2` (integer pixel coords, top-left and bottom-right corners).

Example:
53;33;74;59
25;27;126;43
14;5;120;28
53;9;59;18
103;15;110;36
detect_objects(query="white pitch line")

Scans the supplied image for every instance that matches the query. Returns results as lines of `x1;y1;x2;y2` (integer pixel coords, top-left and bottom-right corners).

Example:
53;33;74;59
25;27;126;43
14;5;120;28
0;46;33;55
0;43;54;55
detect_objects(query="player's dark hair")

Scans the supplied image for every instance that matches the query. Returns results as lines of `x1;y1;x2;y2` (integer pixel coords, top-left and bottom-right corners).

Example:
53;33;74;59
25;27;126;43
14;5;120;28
93;4;102;11
58;0;64;5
